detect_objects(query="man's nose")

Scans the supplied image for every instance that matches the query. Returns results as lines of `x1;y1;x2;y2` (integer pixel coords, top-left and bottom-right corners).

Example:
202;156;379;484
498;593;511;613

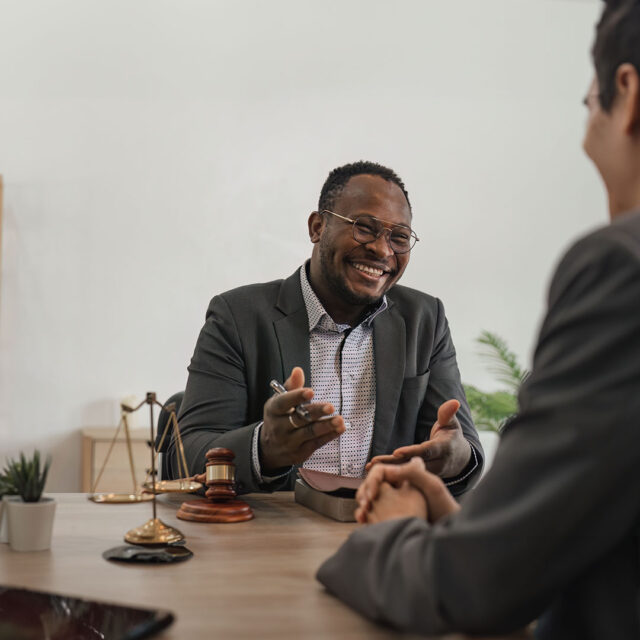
365;229;395;257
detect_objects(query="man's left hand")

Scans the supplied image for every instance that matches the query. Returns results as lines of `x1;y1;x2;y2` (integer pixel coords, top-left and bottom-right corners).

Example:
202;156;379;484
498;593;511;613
365;399;471;478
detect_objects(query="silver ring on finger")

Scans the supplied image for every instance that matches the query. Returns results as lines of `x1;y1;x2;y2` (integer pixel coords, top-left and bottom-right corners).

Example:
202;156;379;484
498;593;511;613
288;413;304;429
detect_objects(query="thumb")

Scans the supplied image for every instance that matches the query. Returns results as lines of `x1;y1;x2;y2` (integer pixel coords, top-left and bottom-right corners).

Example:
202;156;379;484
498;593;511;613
285;366;305;390
437;399;460;426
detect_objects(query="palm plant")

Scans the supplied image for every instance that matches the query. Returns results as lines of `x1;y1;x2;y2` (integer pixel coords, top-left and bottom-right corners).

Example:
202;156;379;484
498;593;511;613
2;450;51;502
464;330;529;433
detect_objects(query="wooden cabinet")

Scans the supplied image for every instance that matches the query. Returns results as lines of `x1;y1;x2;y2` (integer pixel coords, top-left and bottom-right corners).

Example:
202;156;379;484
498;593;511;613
81;427;152;493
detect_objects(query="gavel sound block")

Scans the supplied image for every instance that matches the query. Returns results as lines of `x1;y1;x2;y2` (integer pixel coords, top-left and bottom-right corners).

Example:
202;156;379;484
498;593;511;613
176;448;254;523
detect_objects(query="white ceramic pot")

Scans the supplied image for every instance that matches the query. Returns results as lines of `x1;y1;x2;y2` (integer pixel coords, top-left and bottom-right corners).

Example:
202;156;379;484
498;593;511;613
0;497;7;543
5;496;56;552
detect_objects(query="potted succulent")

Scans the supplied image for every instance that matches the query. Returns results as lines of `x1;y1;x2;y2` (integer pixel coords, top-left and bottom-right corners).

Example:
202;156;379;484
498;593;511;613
3;450;55;551
0;472;17;543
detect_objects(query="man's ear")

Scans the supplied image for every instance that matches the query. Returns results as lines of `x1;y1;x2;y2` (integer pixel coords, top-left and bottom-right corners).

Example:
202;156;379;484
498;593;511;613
616;63;640;135
308;211;325;243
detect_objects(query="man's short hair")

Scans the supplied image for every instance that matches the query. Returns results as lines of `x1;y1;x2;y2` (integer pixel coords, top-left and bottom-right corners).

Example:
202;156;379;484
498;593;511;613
593;0;640;110
318;161;411;214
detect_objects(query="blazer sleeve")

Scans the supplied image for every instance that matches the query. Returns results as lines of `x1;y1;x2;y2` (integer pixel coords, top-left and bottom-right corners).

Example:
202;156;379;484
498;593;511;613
317;231;640;635
166;293;289;494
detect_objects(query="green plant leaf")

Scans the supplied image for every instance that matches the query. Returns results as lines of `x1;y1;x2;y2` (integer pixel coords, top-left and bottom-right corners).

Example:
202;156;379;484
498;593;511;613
464;330;526;434
476;330;529;393
2;450;51;502
0;473;16;496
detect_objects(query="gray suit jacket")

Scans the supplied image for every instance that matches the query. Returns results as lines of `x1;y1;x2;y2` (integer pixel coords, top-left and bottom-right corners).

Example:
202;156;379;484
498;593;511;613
168;267;483;494
317;212;640;639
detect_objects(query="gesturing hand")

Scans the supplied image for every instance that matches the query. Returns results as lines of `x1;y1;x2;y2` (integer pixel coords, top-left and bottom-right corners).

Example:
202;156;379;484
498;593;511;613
259;367;346;472
365;399;471;478
356;457;460;525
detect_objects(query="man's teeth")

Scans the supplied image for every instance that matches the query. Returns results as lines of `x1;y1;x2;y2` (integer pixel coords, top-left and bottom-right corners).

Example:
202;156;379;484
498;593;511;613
353;263;384;277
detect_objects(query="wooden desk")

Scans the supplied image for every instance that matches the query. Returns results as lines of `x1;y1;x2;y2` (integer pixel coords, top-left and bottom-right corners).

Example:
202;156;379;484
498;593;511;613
0;493;532;639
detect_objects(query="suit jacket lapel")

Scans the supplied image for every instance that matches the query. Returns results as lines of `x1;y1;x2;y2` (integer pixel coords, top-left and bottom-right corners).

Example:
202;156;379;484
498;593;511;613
370;304;406;458
273;270;311;383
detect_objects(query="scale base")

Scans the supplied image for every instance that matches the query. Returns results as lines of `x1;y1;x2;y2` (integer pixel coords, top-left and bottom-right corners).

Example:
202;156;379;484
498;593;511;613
124;518;185;545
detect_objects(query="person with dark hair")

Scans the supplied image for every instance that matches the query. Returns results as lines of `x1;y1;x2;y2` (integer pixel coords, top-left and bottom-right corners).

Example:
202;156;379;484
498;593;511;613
317;2;640;638
318;160;412;214
168;161;483;495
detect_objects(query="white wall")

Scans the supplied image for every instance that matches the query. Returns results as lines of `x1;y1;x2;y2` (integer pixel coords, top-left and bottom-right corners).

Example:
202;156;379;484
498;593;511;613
0;0;604;490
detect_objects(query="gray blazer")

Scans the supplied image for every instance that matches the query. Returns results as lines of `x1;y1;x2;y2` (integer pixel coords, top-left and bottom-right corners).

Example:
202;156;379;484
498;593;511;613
317;212;640;639
169;267;483;494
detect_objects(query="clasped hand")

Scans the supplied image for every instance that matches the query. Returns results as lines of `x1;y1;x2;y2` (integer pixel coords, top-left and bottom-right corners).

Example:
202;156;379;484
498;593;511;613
355;457;461;525
259;367;346;472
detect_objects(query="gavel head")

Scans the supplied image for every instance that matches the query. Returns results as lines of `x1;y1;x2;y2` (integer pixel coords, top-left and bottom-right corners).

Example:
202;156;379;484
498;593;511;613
204;447;237;501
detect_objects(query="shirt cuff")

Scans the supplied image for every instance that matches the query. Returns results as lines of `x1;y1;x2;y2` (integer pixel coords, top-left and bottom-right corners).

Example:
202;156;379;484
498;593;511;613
443;440;479;488
251;422;291;484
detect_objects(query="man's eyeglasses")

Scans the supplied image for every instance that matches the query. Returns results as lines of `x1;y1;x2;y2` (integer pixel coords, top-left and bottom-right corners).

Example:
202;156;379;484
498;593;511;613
321;210;419;254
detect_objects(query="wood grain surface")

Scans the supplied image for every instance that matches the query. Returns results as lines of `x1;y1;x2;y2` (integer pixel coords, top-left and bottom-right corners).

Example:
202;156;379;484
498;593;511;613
0;493;532;639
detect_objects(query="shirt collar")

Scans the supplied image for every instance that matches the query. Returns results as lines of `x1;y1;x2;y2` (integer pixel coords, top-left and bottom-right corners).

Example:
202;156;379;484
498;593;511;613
299;262;388;332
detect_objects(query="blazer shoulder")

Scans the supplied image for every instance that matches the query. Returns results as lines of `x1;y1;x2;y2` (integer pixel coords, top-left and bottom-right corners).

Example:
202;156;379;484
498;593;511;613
561;211;640;267
202;278;285;324
216;278;284;307
206;269;303;323
549;212;640;306
604;209;640;259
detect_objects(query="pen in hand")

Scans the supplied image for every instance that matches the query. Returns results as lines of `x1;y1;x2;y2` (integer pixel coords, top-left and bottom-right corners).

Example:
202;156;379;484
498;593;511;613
269;379;312;422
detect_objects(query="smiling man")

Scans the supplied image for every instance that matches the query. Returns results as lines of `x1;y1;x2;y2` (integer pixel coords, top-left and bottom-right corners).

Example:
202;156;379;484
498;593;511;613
168;161;483;494
310;174;411;325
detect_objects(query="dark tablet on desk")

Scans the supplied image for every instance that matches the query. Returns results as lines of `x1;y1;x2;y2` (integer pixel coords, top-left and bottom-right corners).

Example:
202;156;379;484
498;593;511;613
0;585;174;640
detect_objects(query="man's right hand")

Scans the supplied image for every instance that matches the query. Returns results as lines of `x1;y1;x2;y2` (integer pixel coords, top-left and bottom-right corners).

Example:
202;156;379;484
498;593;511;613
259;366;346;472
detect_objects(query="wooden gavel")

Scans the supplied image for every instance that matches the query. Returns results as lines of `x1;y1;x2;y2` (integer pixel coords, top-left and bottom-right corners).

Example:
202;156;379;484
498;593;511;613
176;447;254;523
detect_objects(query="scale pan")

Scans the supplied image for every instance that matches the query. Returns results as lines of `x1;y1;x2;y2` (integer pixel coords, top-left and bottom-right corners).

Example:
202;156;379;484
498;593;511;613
142;480;202;494
88;493;154;504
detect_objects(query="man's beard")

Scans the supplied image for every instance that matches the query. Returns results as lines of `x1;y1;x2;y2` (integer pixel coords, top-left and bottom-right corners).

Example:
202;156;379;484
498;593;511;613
318;239;384;308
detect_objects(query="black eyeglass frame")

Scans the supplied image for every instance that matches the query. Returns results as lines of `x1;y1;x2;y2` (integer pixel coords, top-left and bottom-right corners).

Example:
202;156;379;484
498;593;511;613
321;209;420;254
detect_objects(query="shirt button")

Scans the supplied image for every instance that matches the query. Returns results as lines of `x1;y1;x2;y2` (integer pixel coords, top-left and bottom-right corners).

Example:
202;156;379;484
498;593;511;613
344;422;351;429
346;463;355;473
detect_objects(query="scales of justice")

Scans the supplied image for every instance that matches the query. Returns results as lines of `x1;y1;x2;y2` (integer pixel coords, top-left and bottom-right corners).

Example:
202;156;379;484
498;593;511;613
88;392;253;546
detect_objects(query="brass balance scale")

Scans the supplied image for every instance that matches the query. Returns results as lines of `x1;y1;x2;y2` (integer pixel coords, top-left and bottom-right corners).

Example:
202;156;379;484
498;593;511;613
88;392;202;545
